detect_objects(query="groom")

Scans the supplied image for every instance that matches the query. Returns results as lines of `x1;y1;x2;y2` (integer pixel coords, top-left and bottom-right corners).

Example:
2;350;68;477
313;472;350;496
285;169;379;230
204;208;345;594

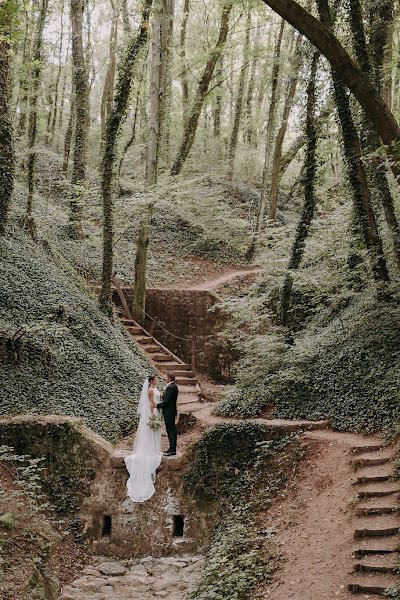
157;372;178;456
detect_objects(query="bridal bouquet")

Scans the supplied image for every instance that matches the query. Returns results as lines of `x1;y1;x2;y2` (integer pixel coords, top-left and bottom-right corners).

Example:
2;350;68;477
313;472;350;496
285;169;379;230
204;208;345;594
148;414;163;431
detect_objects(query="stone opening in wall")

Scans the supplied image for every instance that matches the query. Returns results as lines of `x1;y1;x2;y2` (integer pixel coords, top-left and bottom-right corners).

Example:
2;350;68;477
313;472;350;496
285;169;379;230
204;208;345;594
102;515;112;537
173;515;184;537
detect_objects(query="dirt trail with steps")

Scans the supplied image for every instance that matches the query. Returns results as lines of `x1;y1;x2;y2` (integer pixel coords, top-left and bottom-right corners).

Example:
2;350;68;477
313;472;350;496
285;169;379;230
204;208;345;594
186;267;262;291
255;430;399;599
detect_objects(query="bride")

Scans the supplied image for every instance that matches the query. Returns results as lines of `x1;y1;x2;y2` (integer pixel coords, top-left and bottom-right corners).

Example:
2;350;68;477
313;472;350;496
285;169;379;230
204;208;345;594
125;375;163;503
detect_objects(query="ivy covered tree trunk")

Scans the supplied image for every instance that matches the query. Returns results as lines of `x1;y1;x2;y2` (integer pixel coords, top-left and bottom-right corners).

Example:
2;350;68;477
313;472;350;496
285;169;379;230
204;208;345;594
0;0;16;235
226;10;251;180
99;0;152;318
170;1;232;176
317;0;389;284
26;0;48;220
244;17;260;146
63;91;74;174
269;32;303;221
158;0;174;168
69;0;90;238
212;55;223;138
280;52;319;327
256;19;285;234
50;0;66;145
347;0;400;271
17;2;34;138
100;0;119;140
179;0;190;128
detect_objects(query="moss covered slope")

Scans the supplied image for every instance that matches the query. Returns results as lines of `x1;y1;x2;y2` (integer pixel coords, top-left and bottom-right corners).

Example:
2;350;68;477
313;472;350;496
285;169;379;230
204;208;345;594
0;227;150;441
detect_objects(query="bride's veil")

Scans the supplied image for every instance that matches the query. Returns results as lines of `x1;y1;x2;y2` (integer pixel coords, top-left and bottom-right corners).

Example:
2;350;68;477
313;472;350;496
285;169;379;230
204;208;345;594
137;377;150;417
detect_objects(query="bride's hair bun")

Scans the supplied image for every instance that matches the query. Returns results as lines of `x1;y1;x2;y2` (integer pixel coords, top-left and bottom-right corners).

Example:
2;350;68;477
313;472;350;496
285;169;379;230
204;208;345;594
148;374;156;383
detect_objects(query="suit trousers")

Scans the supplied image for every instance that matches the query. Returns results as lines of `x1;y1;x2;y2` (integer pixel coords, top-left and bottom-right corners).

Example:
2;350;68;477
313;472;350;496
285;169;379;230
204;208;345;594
164;414;177;453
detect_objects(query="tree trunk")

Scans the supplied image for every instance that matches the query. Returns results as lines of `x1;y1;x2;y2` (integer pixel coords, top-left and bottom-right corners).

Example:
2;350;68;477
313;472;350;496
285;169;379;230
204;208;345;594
244;16;260;146
269;32;303;221
317;0;389;284
226;10;251;180
100;0;119;140
69;0;90;238
26;0;49;218
348;0;400;270
179;0;190;127
212;55;223;138
57;37;70;144
280;52;319;327
63;92;74;174
368;0;394;109
158;0;174;168
99;0;152;319
255;19;285;233
0;1;15;235
170;1;232;176
50;0;66;145
145;0;163;187
17;2;35;137
260;0;400;179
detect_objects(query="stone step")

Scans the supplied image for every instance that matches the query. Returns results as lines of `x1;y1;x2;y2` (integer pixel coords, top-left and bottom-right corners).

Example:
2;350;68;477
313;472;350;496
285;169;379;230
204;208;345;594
176;377;198;386
356;496;400;516
347;573;399;595
127;325;144;335
353;466;394;485
353;538;400;557
149;353;176;362
354;516;400;539
121;318;136;326
158;362;191;371
144;344;164;354
351;442;385;455
174;370;196;378
354;554;398;574
135;336;155;345
358;481;400;499
352;452;393;470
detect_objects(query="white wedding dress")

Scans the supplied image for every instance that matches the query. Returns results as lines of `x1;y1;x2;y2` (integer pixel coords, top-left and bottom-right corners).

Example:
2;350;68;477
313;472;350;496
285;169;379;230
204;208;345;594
125;379;163;503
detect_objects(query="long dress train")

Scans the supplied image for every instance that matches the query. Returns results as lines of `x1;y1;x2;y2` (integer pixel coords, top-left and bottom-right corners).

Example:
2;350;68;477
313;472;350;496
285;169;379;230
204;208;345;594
125;380;163;503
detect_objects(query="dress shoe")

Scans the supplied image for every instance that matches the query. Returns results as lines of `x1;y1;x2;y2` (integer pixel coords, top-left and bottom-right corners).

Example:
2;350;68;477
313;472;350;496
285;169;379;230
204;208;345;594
164;450;176;456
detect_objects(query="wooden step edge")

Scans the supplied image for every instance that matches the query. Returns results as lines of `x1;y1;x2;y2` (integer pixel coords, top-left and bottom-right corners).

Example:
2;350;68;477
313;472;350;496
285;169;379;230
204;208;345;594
354;527;400;539
351;444;385;455
356;506;400;517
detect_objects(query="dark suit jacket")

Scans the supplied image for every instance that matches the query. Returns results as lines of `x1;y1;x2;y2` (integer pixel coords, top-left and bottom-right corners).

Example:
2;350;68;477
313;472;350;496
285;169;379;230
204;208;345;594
157;382;178;417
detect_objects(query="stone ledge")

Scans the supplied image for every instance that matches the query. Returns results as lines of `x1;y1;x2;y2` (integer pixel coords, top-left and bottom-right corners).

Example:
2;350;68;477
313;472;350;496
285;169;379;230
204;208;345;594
111;449;186;471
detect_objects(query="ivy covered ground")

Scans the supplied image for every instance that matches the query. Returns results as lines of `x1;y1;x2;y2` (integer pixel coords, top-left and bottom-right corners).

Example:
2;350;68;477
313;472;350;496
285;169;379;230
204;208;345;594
0;225;151;442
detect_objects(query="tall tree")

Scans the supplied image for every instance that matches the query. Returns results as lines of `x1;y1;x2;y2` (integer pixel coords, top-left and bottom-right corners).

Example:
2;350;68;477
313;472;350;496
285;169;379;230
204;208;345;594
49;0;66;145
170;1;233;176
280;51;319;327
99;0;152;318
179;0;190;127
244;15;260;146
26;0;49;219
100;0;119;139
255;19;285;234
227;10;251;180
317;0;389;283
69;0;90;237
0;0;16;235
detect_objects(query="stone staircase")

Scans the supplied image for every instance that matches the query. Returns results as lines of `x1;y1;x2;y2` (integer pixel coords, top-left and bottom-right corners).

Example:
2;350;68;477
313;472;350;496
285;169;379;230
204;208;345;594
118;314;204;415
348;441;400;595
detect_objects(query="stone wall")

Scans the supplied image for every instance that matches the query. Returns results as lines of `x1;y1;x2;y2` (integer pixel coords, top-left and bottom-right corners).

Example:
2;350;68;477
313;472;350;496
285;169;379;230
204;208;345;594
116;287;237;380
0;416;213;559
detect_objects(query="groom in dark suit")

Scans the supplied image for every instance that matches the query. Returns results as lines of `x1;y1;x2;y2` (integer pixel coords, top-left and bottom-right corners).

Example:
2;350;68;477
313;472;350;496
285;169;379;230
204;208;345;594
157;372;178;456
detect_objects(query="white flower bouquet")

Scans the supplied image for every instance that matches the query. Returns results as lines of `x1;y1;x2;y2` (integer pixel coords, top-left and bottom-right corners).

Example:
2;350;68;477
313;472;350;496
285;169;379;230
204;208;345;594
148;414;163;431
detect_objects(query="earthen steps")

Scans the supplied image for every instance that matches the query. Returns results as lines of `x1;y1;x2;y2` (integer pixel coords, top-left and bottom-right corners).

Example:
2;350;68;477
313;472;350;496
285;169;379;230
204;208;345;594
144;344;165;354
127;326;144;336
354;515;400;538
353;553;399;574
353;538;400;557
352;451;393;470
149;353;178;362
357;481;400;499
158;362;191;372
356;496;400;516
353;466;394;485
351;443;385;455
175;377;198;386
347;572;399;595
135;336;155;345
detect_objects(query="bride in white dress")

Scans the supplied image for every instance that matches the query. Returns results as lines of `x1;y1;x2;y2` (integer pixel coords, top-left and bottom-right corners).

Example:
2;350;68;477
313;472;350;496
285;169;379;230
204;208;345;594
125;375;163;503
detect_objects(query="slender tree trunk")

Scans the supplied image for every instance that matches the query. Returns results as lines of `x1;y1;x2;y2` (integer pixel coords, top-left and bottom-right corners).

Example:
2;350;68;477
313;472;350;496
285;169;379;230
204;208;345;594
17;1;35;137
50;0;66;145
170;2;232;176
26;0;49;218
226;10;251;180
213;55;223;138
368;0;394;109
255;19;286;233
280;52;319;327
269;32;303;221
158;0;174;168
99;0;152;318
317;0;389;283
0;1;15;235
179;0;190;127
244;16;260;146
57;38;70;142
100;0;119;140
348;0;400;270
69;0;90;238
63;88;74;174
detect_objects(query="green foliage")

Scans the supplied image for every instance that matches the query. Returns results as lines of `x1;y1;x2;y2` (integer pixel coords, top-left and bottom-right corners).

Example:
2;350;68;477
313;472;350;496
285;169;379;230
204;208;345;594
385;586;400;599
186;423;303;599
0;225;151;441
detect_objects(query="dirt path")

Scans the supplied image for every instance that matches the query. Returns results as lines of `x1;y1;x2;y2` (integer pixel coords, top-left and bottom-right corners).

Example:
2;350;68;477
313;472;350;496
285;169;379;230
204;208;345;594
187;267;262;291
254;430;388;600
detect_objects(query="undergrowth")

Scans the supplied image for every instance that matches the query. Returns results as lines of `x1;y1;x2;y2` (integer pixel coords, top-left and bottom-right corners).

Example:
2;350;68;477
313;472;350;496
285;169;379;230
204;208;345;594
185;423;305;600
